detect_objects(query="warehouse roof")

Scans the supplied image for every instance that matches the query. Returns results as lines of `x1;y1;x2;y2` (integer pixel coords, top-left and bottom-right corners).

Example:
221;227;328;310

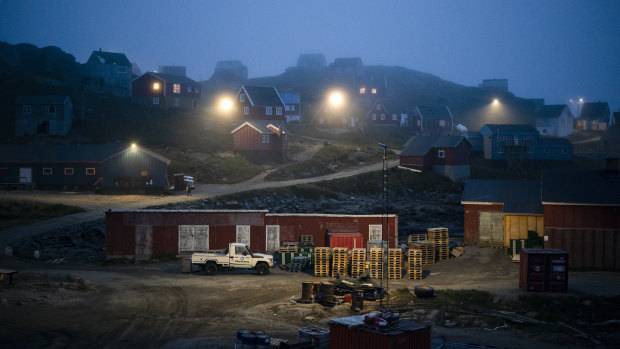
542;170;620;205
462;179;542;214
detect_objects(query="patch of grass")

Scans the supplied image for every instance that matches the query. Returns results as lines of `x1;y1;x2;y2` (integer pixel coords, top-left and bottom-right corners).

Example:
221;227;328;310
0;200;85;230
169;153;265;184
507;294;620;323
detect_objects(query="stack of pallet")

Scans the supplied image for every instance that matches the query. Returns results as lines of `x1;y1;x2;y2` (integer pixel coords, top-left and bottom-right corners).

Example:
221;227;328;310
350;248;366;278
387;249;403;279
407;249;423;280
288;256;311;272
428;227;449;261
407;233;427;244
409;241;435;265
368;248;384;280
314;247;330;277
331;247;349;277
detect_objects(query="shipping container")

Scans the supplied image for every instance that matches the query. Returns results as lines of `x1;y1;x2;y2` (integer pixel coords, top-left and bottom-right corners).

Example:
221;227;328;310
329;318;430;349
519;248;568;292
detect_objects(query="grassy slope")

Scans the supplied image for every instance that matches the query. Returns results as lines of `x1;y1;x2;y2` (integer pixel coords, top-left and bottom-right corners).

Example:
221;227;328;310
0;200;85;230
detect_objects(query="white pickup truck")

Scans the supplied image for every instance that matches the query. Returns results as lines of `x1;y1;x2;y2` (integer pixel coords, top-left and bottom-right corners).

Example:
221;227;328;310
191;243;274;276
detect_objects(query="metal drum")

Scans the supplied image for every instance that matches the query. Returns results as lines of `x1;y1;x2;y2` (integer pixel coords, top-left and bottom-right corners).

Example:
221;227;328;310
255;334;270;348
236;329;251;348
298;326;329;349
301;282;314;302
351;290;364;311
240;333;256;349
318;282;334;303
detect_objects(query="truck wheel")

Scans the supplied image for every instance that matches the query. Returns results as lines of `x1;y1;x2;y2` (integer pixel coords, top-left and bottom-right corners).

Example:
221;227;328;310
256;263;269;276
205;262;217;276
414;285;435;298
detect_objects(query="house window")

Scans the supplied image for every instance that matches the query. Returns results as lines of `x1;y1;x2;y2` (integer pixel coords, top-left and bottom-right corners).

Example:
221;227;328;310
187;86;192;93
23;106;31;114
372;114;377;120
371;88;377;94
117;66;127;74
240;94;245;102
498;146;504;153
47;106;56;116
376;104;381;111
174;98;179;107
261;135;270;144
86;168;96;175
195;87;200;93
243;106;249;115
439;120;446;127
266;107;272;115
360;88;366;94
43;168;52;175
527;146;533;153
153;82;160;90
514;135;519;145
276;107;282;115
291;105;295;111
173;84;181;94
153;98;159;105
392;114;397;121
381;114;385;120
64;168;74;175
285;105;290;111
319;118;324;124
438;150;445;158
140;169;149;177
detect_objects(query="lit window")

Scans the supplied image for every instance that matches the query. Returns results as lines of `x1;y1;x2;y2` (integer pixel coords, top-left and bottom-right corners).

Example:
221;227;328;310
244;106;249;115
117;67;127;74
86;168;96;175
173;84;181;94
240;94;245;102
371;88;377;94
47;106;56;115
276;107;282;115
438;150;445;158
360;88;366;94
376;104;381;111
153;98;159;105
261;135;270;144
266;107;272;115
439;120;446;127
64;168;74;175
153;82;160;90
23;106;31;114
43;168;52;175
372;114;376;120
140;169;149;177
392;114;397;121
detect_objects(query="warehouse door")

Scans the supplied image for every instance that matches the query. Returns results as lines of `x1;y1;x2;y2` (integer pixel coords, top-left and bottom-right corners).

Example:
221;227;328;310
265;225;280;254
179;225;209;253
135;225;153;259
236;225;251;247
19;167;32;183
479;212;504;244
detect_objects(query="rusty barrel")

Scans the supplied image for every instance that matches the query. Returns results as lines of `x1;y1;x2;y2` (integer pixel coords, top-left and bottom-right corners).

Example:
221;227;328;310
319;282;335;303
351;290;364;311
301;282;314;302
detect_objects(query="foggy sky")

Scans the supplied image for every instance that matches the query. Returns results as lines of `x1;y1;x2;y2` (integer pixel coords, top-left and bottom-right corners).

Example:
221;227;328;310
2;0;619;111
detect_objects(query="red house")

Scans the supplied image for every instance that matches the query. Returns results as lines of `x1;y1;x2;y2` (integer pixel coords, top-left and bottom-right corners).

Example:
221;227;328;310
411;105;454;135
366;99;399;125
231;121;288;161
399;135;470;181
234;85;285;121
131;72;201;109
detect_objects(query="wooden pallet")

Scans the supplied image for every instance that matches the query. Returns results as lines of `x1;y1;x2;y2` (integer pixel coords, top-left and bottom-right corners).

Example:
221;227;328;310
407;233;427;244
387;249;403;279
428;227;449;262
368;248;384;279
331;248;349;277
279;245;298;253
407;249;423;279
350;248;366;278
410;241;436;265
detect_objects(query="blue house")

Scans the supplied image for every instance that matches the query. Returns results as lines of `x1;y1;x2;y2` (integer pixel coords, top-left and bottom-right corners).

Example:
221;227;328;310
480;124;572;161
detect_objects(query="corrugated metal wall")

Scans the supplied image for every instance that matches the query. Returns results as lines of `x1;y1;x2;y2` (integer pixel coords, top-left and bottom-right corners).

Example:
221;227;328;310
544;205;620;229
102;147;168;188
546;227;620;269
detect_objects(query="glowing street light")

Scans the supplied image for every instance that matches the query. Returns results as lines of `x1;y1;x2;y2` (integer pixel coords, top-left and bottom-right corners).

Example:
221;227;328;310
220;97;233;112
329;91;344;106
492;98;500;105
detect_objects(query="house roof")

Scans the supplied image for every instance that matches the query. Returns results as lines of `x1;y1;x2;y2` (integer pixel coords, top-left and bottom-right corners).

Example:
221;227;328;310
538;137;573;146
239;85;284;107
147;72;200;86
89;50;131;66
279;92;300;104
462;179;543;214
15;96;70;105
414;105;453;120
542;170;620;205
400;135;468;157
230;120;286;135
537;105;570;119
463;132;483;151
480;124;538;134
579;102;610;121
0;144;125;162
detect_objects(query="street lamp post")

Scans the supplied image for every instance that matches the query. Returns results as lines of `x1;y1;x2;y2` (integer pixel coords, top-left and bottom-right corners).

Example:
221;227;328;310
377;142;389;309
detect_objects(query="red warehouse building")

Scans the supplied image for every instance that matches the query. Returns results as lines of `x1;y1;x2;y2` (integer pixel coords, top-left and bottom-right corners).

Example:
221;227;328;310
105;210;398;260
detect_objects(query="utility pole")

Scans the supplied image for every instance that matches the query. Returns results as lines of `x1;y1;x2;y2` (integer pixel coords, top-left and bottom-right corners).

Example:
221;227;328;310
377;142;389;310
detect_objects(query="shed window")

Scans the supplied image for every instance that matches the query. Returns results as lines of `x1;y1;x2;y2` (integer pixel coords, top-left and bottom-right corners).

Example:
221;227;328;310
276;107;282;115
372;114;376;120
380;114;385;120
240;94;245;102
438;150;445;158
173;84;181;94
86;168;96;175
439;120;446;127
291;105;295;111
43;168;52;175
64;168;74;175
368;225;382;241
23;106;32;114
266;107;272;115
140;169;149;177
195;87;200;93
261;135;270;144
153;98;159;105
285;105;290;111
47;106;56;115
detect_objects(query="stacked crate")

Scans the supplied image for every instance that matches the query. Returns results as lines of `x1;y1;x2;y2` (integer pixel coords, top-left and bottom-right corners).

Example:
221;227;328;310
409;241;435;265
368;248;384;280
428;227;449;261
407;249;423;280
331;248;349;277
407;233;427;244
350;248;366;278
387;249;403;279
314;247;331;277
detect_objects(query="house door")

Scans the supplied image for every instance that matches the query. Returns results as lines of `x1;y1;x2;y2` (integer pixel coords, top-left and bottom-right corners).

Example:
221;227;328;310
479;212;504;244
19;167;32;183
135;225;153;260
